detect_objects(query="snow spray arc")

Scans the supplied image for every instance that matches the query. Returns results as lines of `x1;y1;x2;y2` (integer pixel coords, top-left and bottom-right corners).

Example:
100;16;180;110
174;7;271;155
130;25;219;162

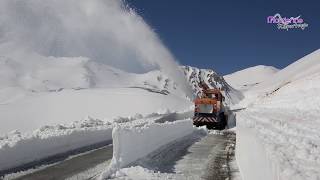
267;13;308;31
0;0;193;98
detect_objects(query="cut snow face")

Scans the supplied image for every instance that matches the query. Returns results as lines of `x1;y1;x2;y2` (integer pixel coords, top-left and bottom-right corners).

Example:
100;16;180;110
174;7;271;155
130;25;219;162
237;49;320;180
224;65;279;91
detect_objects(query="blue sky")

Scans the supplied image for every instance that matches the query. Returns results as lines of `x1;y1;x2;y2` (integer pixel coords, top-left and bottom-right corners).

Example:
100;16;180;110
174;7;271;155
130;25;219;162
127;0;319;75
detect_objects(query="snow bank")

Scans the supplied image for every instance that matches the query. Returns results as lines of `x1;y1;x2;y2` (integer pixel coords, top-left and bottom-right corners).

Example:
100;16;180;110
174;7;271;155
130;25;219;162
237;76;320;180
100;119;195;179
0;118;112;174
236;122;278;180
236;50;320;180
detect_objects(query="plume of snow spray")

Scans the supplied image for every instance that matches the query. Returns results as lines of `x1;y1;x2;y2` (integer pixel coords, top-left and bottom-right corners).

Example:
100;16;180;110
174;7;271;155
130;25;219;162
0;0;192;97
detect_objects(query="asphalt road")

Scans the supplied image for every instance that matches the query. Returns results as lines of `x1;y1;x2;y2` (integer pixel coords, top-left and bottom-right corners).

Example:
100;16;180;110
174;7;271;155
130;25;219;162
132;130;239;180
14;145;113;180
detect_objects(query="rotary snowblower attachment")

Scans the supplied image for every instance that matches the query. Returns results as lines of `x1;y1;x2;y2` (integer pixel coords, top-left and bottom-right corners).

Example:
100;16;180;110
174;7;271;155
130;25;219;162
193;82;227;130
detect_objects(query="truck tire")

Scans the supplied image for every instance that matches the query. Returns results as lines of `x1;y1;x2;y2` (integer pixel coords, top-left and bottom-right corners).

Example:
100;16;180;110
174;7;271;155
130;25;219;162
206;124;214;129
218;113;227;130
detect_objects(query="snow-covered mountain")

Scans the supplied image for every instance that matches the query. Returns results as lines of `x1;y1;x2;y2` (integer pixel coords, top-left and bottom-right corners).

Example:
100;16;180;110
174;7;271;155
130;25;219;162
223;65;279;91
0;53;242;105
0;55;187;104
0;56;242;175
0;53;244;135
0;54;193;135
182;66;243;105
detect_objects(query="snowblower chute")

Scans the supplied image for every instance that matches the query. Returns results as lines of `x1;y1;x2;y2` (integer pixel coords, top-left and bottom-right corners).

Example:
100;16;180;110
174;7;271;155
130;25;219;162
193;83;227;130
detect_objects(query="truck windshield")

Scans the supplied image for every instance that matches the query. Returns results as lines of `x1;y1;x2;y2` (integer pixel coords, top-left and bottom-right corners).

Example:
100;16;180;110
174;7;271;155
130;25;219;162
198;104;213;113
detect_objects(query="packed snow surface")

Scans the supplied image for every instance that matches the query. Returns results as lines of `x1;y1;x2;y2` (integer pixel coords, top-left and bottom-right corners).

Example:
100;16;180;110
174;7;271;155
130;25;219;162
237;49;320;180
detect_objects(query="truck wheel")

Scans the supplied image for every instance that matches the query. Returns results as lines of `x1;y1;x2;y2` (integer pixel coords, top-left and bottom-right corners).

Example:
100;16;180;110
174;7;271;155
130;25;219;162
218;113;227;130
206;124;213;129
193;122;199;127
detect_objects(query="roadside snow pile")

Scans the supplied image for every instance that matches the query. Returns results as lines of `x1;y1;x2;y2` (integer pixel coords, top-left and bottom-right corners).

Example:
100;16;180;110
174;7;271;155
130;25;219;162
237;49;320;180
224;65;279;91
100;119;195;179
0;117;113;174
182;66;243;105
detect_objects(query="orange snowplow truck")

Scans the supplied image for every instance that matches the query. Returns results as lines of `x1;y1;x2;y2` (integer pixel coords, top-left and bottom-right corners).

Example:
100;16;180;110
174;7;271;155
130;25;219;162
193;83;227;130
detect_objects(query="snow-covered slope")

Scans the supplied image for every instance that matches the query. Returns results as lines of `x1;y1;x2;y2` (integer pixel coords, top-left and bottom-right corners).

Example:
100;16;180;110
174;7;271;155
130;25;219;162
237;49;320;180
0;61;243;135
0;59;240;175
224;65;279;91
0;59;193;173
0;88;192;135
0;51;198;133
253;50;320;95
0;55;185;103
0;53;194;136
182;66;243;105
